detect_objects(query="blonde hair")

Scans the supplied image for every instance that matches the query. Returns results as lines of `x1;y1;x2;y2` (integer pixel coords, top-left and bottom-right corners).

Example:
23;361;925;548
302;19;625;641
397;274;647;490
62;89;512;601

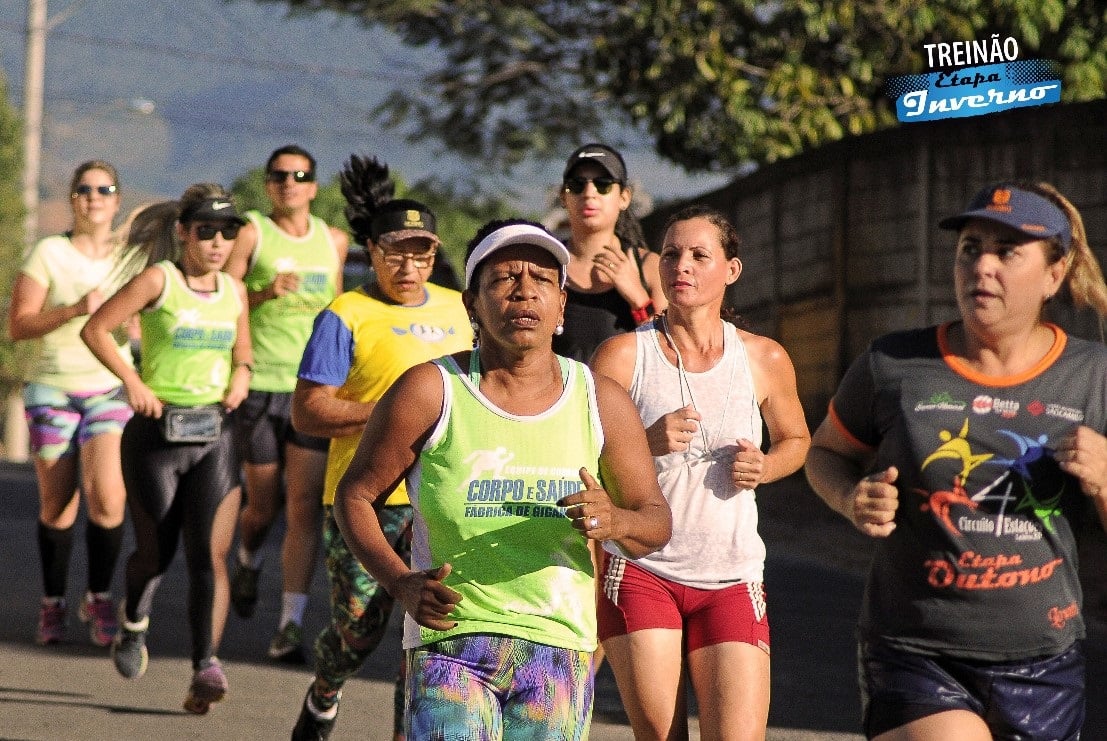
1021;180;1107;318
68;159;120;195
107;183;233;285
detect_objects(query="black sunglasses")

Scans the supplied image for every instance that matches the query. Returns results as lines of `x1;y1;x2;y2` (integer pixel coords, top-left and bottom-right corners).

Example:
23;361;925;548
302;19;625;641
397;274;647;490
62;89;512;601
266;169;316;184
193;223;242;240
73;184;118;197
563;176;620;195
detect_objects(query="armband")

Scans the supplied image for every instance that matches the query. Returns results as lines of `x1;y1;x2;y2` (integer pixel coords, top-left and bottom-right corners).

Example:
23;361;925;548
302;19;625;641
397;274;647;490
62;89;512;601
234;361;254;374
631;300;655;325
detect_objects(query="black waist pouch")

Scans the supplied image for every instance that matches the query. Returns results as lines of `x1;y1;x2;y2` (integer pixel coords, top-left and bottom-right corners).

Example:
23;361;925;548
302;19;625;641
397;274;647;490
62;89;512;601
161;405;223;443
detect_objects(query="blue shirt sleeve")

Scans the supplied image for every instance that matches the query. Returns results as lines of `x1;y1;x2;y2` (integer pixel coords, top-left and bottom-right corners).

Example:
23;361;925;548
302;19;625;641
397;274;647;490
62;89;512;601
297;309;354;386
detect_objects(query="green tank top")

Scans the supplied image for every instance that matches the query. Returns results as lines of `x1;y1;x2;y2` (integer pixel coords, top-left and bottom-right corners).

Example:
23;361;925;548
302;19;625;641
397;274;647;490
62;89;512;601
243;211;340;391
139;261;242;406
403;352;604;652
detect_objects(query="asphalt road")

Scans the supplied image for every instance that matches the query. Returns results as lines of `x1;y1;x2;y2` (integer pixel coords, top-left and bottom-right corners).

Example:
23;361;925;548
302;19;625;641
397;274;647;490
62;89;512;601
0;461;1101;740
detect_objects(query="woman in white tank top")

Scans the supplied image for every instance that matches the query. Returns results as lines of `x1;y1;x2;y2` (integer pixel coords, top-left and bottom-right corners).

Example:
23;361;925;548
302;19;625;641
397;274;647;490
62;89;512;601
591;204;811;741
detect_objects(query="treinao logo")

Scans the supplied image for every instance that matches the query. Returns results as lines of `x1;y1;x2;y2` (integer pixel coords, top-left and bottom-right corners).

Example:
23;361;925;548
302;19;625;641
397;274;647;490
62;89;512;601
886;34;1061;123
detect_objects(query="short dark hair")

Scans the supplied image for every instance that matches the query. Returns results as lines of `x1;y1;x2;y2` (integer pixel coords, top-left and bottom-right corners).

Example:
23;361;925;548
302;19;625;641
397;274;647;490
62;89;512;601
265;144;316;174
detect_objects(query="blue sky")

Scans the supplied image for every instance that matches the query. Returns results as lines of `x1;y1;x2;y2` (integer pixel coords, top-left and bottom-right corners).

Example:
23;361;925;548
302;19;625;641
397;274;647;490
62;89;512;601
0;0;731;224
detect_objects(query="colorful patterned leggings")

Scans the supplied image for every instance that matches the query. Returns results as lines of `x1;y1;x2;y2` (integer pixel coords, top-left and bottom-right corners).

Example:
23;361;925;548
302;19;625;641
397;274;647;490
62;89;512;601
312;505;413;734
406;633;594;740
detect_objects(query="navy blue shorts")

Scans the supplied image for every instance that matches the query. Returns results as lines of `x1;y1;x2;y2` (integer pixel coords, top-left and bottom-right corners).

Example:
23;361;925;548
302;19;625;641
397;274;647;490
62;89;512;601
860;639;1085;740
232;390;328;464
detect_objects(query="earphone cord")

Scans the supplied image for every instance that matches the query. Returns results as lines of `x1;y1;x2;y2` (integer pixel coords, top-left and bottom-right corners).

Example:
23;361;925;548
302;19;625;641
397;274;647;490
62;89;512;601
662;315;710;453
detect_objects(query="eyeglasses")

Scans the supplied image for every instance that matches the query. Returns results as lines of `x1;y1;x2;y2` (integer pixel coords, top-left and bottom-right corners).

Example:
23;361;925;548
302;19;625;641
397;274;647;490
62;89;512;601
374;245;436;269
563;176;620;195
193;223;242;240
73;184;118;197
266;169;316;184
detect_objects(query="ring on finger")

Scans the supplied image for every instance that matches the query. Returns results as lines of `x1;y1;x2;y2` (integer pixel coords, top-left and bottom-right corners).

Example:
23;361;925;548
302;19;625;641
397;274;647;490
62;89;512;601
588;515;599;530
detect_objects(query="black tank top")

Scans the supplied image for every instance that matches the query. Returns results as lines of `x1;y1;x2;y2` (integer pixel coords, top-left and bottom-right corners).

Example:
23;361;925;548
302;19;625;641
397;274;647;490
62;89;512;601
552;287;636;362
553;244;650;362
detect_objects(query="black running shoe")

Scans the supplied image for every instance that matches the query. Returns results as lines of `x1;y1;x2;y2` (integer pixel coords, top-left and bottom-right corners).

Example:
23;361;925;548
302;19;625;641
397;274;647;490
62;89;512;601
229;561;260;618
291;687;338;741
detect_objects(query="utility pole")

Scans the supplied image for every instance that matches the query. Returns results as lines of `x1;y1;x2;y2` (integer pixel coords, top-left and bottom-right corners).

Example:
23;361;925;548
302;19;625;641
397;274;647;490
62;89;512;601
7;0;47;462
22;0;47;248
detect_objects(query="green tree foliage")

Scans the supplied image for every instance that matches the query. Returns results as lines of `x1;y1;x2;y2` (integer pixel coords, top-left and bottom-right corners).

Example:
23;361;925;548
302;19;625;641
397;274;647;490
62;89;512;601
0;72;27;401
258;0;1106;171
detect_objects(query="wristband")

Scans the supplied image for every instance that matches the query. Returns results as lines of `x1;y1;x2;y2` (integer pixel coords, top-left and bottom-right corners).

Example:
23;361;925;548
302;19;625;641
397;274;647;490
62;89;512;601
234;361;254;374
631;300;655;325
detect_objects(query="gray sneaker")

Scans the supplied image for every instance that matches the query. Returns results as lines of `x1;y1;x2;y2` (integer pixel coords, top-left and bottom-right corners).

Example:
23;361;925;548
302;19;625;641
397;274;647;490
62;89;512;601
111;611;149;679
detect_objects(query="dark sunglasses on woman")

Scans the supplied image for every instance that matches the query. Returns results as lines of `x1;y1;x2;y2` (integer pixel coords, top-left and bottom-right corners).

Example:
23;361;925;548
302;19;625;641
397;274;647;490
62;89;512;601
563;176;620;195
73;184;118;197
193;223;242;241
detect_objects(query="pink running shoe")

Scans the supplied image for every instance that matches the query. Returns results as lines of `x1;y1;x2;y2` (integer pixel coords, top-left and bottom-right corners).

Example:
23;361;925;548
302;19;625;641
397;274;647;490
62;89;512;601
36;598;67;645
79;593;119;647
183;658;228;715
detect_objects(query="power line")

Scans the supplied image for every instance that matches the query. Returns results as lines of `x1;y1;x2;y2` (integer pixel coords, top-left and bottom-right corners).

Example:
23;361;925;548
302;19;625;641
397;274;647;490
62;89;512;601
21;87;383;142
0;19;415;82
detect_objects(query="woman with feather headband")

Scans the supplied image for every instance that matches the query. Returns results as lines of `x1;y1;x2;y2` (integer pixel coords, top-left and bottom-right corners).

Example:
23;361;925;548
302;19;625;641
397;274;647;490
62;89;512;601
288;155;473;741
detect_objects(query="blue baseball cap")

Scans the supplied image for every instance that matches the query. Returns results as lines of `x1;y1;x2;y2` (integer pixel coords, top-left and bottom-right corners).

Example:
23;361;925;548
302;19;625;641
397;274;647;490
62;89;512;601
939;184;1072;251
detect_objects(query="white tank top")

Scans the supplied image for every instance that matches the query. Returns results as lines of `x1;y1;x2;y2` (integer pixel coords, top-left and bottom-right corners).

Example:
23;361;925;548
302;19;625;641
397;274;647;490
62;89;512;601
607;319;765;587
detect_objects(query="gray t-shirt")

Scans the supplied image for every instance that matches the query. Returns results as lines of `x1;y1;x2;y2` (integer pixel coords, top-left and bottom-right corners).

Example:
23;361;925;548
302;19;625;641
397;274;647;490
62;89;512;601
831;322;1107;661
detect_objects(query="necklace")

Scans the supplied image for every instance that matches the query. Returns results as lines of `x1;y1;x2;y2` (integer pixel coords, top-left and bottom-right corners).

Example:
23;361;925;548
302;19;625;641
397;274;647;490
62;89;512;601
177;263;215;294
661;315;711;453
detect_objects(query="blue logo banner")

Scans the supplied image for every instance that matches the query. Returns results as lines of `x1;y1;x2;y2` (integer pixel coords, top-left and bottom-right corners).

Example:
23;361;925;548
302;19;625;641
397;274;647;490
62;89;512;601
887;60;1062;123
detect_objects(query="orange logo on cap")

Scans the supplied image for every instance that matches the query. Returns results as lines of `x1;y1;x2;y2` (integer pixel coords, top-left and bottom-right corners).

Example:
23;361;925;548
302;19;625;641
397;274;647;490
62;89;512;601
986;188;1012;213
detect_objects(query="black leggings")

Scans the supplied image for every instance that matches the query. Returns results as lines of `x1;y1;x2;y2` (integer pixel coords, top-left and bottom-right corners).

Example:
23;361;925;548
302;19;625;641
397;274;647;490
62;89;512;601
120;412;238;669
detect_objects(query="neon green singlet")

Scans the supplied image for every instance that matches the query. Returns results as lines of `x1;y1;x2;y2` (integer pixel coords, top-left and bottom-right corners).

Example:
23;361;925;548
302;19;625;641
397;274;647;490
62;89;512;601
243;211;339;392
404;353;604;652
139;261;242;406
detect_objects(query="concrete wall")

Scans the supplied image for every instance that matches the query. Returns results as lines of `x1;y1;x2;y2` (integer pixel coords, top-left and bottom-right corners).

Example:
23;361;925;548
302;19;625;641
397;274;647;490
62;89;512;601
643;100;1107;422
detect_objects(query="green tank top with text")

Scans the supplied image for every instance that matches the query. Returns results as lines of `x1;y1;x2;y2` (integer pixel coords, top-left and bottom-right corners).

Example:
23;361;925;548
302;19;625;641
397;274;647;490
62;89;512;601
139;261;242;406
243;211;339;391
403;353;604;652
